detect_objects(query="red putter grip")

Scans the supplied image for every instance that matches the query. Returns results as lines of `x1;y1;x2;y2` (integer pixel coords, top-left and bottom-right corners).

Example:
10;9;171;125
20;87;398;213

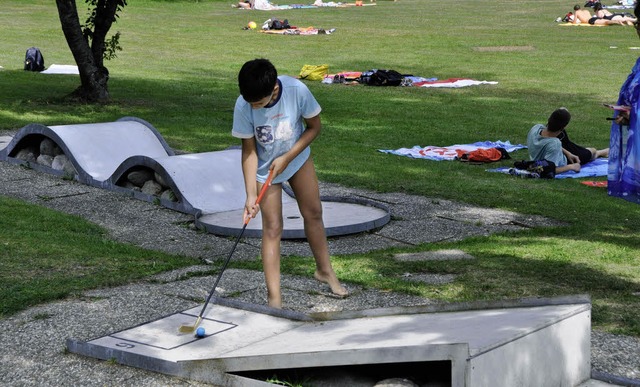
244;169;274;225
255;169;274;205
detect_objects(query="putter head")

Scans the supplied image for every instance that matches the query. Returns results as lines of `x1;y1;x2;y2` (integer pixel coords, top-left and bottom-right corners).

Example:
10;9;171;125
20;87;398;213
178;316;202;334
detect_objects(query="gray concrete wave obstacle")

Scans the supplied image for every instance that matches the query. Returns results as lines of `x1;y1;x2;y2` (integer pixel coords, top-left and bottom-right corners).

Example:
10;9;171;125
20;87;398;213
0;117;390;238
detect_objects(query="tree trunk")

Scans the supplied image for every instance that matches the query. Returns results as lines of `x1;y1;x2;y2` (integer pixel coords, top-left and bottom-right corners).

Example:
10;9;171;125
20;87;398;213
56;0;110;102
92;0;120;70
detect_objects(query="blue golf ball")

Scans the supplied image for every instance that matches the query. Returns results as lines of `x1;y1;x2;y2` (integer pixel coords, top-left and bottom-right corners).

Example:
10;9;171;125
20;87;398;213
196;327;205;338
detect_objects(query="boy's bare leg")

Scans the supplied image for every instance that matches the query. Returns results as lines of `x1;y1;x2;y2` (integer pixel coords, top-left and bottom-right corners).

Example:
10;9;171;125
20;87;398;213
259;182;284;308
289;160;348;297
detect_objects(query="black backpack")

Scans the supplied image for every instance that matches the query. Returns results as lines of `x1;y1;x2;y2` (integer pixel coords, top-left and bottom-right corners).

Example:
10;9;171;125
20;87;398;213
24;47;45;72
359;69;405;86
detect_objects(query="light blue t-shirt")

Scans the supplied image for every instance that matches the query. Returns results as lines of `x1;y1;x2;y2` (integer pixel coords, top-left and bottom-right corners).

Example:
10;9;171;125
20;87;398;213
232;76;322;184
527;124;567;167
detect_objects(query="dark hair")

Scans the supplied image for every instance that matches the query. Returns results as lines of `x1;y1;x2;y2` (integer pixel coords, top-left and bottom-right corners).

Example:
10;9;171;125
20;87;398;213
573;4;580;11
238;58;278;103
635;2;640;18
593;3;603;11
547;108;571;132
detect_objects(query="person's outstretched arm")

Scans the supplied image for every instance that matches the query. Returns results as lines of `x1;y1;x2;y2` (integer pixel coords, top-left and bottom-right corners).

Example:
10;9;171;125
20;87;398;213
556;163;581;174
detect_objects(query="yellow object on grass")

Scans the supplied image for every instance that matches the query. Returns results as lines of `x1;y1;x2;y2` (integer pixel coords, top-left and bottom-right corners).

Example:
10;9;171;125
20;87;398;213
299;64;329;81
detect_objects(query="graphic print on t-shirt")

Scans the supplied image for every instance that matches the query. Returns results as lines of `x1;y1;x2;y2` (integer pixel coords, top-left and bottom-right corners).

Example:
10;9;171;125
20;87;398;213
255;125;274;144
275;118;294;142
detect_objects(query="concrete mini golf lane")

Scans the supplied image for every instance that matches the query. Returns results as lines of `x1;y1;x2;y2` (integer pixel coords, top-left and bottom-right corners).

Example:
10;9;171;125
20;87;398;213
67;297;592;387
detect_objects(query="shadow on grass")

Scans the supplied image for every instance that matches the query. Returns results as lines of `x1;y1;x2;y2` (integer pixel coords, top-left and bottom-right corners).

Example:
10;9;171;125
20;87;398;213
387;234;640;335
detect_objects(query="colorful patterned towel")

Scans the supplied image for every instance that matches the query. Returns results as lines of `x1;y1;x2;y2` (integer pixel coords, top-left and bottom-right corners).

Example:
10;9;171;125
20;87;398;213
261;26;334;35
379;141;526;161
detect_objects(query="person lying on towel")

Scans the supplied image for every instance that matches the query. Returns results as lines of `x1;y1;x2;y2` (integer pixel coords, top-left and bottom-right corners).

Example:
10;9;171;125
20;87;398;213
594;3;636;26
234;0;277;10
572;4;628;26
527;108;609;173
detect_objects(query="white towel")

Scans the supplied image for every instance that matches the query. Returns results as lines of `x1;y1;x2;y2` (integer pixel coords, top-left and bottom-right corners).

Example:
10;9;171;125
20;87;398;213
41;64;79;75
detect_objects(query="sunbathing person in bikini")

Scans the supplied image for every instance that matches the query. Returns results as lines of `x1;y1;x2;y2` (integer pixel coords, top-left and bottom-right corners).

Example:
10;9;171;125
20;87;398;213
572;4;626;25
594;3;637;25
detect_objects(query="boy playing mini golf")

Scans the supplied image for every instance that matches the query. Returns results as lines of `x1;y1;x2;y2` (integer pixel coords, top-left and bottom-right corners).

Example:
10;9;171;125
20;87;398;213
232;58;348;308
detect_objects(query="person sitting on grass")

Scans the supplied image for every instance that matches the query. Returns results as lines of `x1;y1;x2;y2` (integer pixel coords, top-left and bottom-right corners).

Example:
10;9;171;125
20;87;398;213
572;5;594;24
527;108;609;174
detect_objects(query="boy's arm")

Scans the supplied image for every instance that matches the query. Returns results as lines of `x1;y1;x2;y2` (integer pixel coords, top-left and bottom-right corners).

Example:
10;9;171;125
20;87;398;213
562;148;580;164
271;114;321;175
556;163;581;174
241;138;260;217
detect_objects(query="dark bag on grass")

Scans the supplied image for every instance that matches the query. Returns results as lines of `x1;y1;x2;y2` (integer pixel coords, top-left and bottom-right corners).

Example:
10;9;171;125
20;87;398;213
562;12;574;23
513;159;556;179
269;18;290;30
24;47;45;72
359;69;405;86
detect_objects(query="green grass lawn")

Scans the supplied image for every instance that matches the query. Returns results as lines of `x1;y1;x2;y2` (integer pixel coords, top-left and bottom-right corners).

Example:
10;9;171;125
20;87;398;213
1;0;639;336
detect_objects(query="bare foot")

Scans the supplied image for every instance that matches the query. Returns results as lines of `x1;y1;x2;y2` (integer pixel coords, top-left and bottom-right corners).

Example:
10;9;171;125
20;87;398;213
314;270;349;297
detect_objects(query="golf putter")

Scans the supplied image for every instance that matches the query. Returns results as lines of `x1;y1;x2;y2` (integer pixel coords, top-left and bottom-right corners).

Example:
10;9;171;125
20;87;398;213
179;169;274;334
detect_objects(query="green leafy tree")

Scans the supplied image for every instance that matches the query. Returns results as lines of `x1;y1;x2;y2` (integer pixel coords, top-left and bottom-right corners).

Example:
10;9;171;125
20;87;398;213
55;0;127;102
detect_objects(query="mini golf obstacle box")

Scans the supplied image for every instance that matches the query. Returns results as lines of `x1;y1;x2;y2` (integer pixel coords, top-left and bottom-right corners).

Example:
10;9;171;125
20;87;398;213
67;296;592;387
0;118;390;238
